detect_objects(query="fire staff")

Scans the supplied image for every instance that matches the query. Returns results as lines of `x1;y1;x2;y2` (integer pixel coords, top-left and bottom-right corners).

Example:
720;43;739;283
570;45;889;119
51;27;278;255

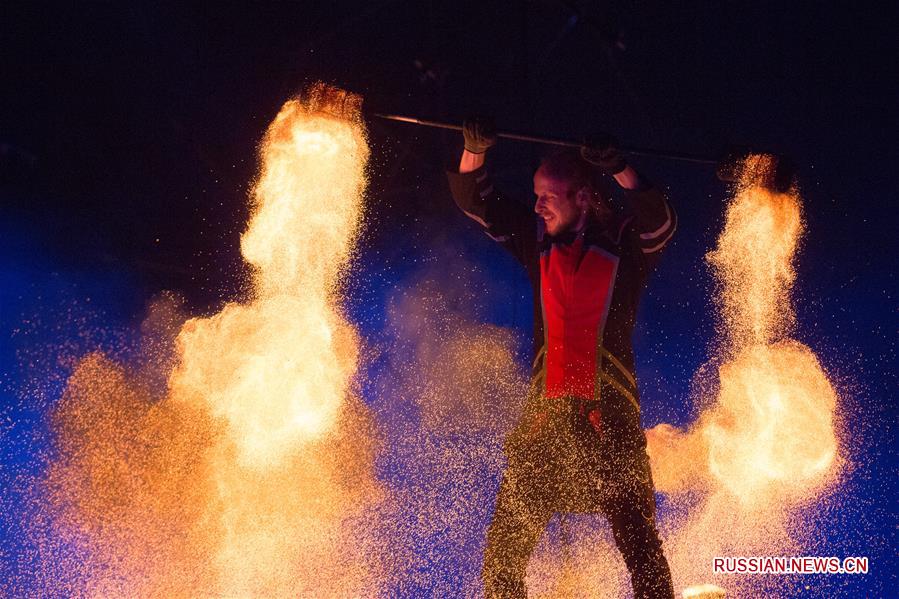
446;118;676;598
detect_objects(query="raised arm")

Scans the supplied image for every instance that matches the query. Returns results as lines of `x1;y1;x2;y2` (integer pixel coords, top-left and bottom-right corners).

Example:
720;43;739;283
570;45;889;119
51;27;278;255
446;117;537;267
459;148;486;174
582;134;677;263
619;179;677;258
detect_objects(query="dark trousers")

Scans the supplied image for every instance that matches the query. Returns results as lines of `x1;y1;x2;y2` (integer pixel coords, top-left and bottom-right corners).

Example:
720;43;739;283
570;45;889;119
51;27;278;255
482;398;674;599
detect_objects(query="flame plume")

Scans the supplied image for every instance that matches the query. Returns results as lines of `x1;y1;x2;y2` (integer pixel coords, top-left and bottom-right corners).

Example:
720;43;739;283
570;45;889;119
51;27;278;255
707;154;803;348
647;155;839;505
641;155;841;596
171;83;369;468
697;156;838;505
166;83;374;594
32;84;379;597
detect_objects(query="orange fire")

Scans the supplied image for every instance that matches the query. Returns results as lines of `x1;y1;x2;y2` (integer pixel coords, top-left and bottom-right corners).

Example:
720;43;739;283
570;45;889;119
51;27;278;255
648;155;839;506
168;83;374;593
644;155;841;595
171;84;368;468
701;340;837;504
37;84;380;596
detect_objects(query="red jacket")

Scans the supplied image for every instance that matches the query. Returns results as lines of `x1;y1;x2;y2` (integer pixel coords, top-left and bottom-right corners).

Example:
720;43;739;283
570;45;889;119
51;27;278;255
446;166;676;416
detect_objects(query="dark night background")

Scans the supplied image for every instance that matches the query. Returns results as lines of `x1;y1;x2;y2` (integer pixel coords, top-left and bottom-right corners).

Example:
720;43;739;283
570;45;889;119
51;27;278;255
1;1;895;596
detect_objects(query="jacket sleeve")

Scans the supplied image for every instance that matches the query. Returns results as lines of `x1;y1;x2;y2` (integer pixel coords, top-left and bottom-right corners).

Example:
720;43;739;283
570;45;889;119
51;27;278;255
620;181;677;266
446;165;537;267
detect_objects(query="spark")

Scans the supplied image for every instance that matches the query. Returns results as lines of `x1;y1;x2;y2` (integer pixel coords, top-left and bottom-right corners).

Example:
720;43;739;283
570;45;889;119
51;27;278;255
642;155;841;595
34;84;380;597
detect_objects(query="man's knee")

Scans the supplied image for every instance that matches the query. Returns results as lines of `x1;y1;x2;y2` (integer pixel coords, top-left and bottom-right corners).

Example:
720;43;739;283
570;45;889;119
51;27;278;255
482;501;539;598
604;490;673;599
482;515;533;599
607;493;665;559
482;470;552;599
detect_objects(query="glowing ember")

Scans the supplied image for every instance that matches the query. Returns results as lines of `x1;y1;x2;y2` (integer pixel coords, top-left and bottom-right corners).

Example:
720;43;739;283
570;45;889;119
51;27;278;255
682;583;726;598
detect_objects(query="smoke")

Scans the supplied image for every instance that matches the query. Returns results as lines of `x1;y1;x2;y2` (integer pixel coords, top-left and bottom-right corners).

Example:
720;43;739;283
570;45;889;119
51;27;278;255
359;241;530;594
5;97;850;598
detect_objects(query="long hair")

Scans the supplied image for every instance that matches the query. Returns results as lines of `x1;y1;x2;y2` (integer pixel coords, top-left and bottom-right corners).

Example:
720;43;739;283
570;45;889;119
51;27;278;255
537;149;613;224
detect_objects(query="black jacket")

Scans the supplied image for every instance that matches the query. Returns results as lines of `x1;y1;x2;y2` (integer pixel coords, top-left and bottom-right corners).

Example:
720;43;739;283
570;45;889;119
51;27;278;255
446;165;676;415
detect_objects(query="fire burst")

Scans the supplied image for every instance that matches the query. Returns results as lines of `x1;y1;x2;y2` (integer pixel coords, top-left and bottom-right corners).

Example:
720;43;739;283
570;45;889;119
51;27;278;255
168;83;373;593
646;155;841;596
698;154;838;504
31;84;380;597
172;84;369;467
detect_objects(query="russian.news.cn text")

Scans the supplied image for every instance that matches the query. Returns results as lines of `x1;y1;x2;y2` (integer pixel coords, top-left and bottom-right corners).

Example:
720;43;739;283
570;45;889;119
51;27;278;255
712;556;868;575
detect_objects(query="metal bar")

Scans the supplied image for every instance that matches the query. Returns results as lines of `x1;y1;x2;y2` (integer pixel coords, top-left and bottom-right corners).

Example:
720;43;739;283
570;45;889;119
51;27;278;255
372;113;717;165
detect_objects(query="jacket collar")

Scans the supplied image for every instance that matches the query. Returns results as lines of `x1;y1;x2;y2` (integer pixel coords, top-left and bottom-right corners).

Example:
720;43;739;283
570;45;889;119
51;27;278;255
545;227;582;246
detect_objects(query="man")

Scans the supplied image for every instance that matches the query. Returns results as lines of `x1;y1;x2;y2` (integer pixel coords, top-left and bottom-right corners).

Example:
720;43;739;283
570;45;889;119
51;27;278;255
446;117;676;598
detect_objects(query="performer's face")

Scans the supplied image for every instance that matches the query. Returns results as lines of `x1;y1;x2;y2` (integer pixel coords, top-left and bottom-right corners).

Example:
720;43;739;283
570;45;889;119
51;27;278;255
533;168;587;236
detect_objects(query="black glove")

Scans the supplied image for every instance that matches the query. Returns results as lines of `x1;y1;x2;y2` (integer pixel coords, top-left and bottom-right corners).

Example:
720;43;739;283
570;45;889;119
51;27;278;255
581;132;627;175
462;115;497;154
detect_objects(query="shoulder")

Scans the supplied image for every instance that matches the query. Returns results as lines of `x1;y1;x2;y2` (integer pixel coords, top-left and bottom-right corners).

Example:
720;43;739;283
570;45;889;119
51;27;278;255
582;213;634;248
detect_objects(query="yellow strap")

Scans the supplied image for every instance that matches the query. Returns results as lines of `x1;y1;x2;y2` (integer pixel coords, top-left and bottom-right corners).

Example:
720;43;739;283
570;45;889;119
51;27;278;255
532;345;546;369
599;372;641;413
600;347;637;388
537;345;637;411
